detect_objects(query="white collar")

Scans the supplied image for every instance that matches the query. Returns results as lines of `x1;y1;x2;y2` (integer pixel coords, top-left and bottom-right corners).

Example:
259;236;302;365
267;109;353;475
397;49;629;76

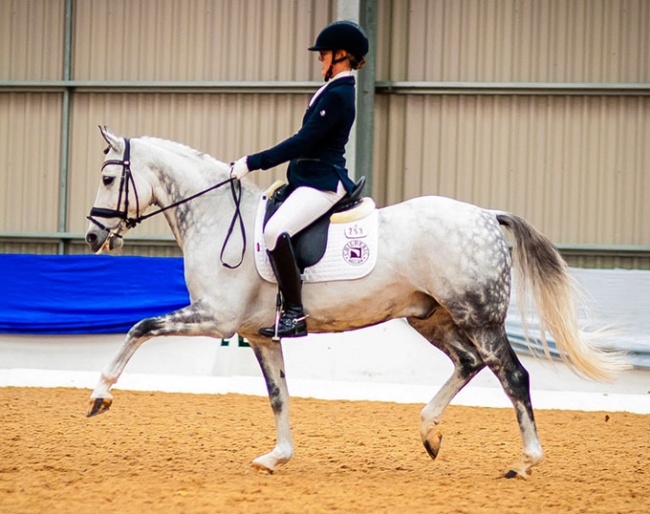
309;70;355;106
330;70;354;81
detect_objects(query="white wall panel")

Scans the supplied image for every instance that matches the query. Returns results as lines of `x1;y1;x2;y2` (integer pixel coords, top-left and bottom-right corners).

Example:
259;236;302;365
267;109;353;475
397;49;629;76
73;0;334;81
376;0;650;83
0;0;64;80
0;93;61;232
374;94;650;246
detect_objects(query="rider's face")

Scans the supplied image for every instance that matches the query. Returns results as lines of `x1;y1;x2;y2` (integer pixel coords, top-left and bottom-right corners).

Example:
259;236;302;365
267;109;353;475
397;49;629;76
318;50;332;77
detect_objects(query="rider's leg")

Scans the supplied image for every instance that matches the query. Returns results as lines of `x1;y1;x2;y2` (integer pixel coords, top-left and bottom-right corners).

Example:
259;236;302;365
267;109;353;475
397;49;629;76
259;232;307;338
260;184;345;339
263;183;346;250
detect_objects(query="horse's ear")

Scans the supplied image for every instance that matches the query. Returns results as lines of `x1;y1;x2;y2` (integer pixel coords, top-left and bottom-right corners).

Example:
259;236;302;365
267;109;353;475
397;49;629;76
98;125;123;153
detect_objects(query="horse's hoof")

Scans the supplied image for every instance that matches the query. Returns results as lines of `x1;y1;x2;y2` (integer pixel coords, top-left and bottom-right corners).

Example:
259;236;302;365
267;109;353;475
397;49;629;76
505;453;539;479
423;431;443;460
87;397;112;417
251;460;274;474
504;468;528;480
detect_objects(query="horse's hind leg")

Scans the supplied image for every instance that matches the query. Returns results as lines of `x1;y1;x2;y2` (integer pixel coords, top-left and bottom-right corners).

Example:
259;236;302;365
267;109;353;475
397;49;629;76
470;324;543;479
408;313;486;461
87;301;219;417
247;338;294;473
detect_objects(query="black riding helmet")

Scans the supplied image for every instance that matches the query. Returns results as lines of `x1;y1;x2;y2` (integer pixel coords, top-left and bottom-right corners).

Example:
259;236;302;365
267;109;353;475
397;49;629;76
309;20;369;80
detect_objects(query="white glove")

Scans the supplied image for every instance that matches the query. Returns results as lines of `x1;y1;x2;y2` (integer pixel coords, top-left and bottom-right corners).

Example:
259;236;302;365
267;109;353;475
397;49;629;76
230;156;250;179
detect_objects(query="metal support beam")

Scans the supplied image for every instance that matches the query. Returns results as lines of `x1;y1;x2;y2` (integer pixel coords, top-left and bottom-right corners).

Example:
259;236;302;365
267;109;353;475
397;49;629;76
335;0;376;188
0;80;321;94
2;81;647;96
57;0;74;254
337;0;361;180
356;0;376;192
375;81;650;96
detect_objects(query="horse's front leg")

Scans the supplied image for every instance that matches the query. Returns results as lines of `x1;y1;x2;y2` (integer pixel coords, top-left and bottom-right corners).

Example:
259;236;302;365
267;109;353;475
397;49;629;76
248;339;293;473
87;301;221;417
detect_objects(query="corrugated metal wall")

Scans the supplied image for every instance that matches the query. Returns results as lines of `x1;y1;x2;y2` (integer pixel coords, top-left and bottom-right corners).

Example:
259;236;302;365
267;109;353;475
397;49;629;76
1;0;648;268
0;0;64;240
374;94;649;246
73;0;333;81
0;93;62;233
372;0;649;268
0;0;64;80
376;0;649;82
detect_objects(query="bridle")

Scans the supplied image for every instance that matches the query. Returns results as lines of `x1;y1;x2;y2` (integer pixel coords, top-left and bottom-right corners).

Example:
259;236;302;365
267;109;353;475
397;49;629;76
87;138;140;235
87;137;245;268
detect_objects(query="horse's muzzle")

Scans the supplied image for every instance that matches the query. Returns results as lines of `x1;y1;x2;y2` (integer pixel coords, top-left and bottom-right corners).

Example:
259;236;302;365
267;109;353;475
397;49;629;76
85;226;123;254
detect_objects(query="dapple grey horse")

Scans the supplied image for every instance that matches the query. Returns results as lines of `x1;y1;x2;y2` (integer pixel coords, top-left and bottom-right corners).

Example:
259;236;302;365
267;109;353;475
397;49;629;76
85;127;626;478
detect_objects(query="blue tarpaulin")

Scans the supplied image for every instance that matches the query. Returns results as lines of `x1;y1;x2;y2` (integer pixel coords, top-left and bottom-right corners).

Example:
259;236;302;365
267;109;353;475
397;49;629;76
0;254;190;334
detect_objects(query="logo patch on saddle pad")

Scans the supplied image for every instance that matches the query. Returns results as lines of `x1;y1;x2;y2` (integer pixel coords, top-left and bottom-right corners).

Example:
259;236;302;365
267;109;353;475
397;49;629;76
254;195;378;283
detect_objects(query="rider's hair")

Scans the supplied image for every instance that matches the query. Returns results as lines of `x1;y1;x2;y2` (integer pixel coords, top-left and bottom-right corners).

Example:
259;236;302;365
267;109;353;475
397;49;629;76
334;50;365;71
349;55;366;71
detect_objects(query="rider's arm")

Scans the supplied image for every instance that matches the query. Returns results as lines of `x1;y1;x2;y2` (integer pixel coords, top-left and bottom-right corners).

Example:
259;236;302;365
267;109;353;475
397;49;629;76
246;87;351;172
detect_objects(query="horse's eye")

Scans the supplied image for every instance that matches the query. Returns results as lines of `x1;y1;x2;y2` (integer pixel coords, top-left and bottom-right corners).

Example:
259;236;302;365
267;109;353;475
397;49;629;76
102;175;115;187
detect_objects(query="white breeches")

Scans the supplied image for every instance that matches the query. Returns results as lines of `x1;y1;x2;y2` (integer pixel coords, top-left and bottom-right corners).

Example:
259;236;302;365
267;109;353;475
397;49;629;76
264;183;346;251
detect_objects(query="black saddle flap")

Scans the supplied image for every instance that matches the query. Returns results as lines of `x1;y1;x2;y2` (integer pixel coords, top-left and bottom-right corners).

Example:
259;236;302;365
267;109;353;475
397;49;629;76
263;178;366;272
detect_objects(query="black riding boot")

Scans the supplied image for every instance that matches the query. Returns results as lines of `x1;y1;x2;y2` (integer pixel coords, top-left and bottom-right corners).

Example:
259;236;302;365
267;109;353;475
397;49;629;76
259;233;308;339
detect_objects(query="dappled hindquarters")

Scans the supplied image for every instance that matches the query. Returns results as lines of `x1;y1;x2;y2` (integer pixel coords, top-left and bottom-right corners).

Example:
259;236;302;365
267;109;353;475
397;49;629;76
0;387;648;514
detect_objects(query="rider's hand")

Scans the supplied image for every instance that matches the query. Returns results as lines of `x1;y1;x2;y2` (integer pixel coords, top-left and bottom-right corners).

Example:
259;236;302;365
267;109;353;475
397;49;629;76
230;156;250;180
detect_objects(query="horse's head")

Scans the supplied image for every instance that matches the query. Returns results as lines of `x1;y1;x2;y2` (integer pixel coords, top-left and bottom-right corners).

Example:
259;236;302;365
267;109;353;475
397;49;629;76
85;126;153;254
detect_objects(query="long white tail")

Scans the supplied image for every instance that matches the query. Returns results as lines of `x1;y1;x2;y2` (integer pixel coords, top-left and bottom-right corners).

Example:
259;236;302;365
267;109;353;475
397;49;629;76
496;212;629;382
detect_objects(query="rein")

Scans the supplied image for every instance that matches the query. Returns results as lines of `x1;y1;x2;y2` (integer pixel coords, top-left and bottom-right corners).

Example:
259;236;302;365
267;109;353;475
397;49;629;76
87;138;246;268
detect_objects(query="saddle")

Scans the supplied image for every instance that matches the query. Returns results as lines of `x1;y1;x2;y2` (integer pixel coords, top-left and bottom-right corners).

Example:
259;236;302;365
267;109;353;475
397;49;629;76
263;177;371;272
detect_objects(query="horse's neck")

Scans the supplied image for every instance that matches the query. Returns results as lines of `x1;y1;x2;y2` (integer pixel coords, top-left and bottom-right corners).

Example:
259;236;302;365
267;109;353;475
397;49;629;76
140;139;259;247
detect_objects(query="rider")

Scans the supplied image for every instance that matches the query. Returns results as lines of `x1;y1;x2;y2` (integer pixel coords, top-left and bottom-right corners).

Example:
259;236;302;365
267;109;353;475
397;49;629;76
230;20;369;339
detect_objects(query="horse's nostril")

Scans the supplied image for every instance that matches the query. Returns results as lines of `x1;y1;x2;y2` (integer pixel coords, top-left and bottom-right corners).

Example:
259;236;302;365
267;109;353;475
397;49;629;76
86;233;97;245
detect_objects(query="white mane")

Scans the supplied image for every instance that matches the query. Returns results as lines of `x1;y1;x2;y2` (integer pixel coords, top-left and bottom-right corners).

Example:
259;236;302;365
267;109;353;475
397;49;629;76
141;136;231;173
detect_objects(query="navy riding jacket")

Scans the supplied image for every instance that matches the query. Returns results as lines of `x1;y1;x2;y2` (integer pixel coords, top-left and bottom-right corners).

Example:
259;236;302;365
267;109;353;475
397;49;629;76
246;76;356;194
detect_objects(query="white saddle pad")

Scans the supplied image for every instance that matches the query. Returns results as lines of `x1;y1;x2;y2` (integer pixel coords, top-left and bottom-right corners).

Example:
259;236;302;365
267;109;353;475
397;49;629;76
254;195;379;283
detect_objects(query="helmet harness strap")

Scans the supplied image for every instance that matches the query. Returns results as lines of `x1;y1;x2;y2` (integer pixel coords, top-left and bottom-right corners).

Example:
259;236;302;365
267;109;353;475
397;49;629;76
325;51;349;81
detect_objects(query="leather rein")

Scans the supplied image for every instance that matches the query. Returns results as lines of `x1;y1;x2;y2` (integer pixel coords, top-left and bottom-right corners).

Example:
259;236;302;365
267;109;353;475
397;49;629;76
87;138;246;269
